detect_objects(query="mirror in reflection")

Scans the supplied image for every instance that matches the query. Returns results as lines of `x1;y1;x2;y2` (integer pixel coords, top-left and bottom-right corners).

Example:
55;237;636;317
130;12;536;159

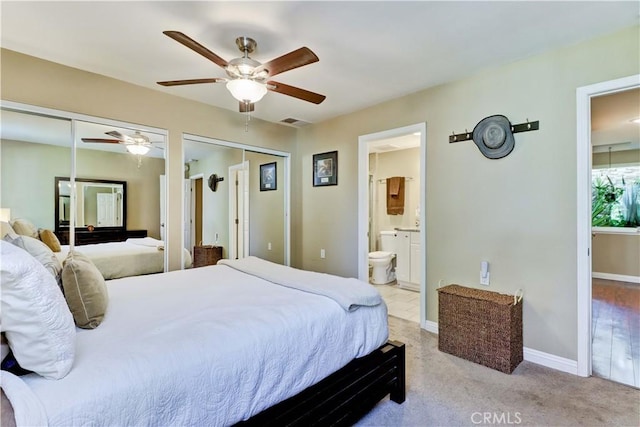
56;177;126;229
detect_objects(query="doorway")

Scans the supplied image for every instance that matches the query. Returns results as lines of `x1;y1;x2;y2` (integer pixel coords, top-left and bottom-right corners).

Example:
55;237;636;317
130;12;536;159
358;123;427;328
576;74;640;379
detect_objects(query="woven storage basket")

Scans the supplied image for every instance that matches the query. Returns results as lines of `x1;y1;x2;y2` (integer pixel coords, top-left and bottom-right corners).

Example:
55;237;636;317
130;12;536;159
437;284;523;374
193;245;223;268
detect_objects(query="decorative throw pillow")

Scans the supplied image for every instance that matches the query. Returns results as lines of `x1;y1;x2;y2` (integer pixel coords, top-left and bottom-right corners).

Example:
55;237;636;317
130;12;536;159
0;241;76;379
9;218;38;239
62;251;109;329
3;234;62;284
38;228;62;252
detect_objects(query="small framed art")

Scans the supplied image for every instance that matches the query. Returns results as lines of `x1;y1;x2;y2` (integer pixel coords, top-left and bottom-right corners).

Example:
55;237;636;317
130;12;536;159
313;151;338;187
260;162;277;191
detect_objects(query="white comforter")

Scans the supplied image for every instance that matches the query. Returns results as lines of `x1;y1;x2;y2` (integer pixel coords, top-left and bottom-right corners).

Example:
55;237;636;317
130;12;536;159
7;263;388;426
55;239;193;279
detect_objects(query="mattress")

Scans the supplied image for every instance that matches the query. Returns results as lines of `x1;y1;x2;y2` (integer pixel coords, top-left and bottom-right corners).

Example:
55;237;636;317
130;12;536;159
55;239;193;279
16;264;388;426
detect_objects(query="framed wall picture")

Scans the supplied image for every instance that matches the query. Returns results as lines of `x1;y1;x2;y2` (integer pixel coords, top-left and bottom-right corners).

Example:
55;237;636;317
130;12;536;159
260;162;277;191
313;151;338;187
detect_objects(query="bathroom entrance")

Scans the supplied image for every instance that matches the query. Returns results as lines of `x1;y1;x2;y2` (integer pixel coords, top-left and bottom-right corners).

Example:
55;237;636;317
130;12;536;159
358;123;426;326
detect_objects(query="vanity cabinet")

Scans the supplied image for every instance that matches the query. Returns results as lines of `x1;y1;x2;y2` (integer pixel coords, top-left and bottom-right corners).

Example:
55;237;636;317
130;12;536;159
395;230;420;291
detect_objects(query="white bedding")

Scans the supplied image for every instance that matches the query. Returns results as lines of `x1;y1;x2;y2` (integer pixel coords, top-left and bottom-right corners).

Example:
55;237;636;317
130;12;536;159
54;239;193;279
13;263;388;426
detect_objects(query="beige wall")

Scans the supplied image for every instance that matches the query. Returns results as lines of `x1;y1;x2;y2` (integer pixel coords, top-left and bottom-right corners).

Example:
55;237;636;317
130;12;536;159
592;233;640;277
1;48;297;270
295;26;640;359
188;146;243;257
2;25;639;361
1;140;71;229
247;151;285;264
370;148;421;248
1;140;164;236
593;149;640;167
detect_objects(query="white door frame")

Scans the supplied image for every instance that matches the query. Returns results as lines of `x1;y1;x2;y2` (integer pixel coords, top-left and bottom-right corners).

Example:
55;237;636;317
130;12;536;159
228;161;249;259
358;123;427;328
186;173;204;253
576;74;640;377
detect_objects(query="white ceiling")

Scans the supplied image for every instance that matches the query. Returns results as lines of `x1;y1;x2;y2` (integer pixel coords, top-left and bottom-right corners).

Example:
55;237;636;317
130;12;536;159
1;1;638;126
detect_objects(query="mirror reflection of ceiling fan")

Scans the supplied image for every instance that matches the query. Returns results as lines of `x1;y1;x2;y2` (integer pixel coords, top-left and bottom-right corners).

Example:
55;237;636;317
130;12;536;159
81;130;163;156
157;31;326;113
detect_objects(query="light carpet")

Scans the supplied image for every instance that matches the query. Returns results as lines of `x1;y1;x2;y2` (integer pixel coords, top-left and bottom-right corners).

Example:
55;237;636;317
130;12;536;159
356;315;640;427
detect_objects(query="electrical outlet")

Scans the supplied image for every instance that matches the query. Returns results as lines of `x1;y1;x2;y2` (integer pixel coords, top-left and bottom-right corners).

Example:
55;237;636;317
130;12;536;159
320;249;326;259
268;242;272;251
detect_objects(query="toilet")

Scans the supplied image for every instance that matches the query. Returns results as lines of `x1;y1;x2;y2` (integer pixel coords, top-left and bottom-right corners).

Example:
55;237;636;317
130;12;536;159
369;231;397;285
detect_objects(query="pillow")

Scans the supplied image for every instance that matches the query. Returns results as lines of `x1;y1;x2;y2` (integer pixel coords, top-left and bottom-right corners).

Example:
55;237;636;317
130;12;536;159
3;235;62;284
0;241;75;379
38;228;61;252
62;251;109;329
0;221;17;240
9;219;38;239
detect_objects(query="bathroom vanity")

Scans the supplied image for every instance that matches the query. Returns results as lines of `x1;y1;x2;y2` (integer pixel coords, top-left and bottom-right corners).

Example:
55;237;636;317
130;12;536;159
395;228;420;291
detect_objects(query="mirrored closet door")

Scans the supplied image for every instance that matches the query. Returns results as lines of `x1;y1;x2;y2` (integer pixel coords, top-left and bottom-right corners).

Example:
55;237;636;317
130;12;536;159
183;135;290;267
1;102;170;277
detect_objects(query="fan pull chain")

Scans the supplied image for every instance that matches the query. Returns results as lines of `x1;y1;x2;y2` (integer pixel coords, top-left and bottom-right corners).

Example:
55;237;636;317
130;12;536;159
244;101;251;132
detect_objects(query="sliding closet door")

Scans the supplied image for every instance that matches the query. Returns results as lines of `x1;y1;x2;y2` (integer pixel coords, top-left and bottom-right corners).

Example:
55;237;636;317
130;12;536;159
183;135;290;265
0;108;72;230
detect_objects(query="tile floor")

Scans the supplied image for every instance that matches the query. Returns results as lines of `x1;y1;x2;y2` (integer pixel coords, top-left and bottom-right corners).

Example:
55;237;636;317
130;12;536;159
373;282;420;323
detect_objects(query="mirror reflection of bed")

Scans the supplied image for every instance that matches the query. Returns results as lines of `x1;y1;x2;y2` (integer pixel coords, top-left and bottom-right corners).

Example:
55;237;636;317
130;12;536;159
0;108;187;279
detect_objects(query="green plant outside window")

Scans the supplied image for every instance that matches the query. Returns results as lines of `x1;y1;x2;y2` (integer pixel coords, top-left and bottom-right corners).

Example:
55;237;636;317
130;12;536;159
592;167;640;227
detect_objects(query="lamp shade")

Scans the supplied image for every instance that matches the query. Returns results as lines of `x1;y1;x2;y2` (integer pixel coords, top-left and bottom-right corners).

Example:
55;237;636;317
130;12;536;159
0;208;10;222
226;79;267;103
126;144;150;155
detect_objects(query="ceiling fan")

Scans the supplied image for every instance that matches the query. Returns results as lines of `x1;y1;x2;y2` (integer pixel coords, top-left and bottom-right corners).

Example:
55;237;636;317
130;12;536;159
81;130;162;156
157;31;326;112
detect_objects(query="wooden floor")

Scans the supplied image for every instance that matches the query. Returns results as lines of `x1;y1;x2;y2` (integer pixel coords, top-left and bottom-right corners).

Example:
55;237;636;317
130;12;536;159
592;278;640;388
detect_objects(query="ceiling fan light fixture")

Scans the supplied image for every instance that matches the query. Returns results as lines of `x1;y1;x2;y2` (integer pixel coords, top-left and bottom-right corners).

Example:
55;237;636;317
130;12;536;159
227;78;267;103
126;144;150;155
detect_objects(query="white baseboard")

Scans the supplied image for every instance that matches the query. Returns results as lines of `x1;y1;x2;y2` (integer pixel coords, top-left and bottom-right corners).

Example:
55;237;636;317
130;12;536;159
420;321;578;375
592;272;640;284
423;320;438;334
522;347;577;374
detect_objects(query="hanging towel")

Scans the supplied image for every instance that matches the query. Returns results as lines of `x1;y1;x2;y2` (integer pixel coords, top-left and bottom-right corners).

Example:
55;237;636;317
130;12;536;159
386;177;405;215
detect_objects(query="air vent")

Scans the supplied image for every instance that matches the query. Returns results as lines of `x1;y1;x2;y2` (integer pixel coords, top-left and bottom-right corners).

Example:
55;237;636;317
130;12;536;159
280;117;311;127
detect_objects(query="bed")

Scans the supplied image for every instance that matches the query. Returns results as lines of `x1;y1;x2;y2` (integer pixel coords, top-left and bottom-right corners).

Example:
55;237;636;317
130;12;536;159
55;237;193;279
0;248;405;426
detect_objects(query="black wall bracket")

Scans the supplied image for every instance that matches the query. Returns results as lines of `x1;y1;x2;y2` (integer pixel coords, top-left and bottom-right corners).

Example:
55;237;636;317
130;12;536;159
449;119;539;143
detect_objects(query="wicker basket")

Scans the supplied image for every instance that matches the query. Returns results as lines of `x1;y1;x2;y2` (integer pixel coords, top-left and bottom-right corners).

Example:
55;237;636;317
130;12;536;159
193;245;223;268
437;284;523;374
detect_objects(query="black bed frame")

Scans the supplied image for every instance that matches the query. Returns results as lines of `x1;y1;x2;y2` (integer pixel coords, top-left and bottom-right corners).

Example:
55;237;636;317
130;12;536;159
235;340;405;427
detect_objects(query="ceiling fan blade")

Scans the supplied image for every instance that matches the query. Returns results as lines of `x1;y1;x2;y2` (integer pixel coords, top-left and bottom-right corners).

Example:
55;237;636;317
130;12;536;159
157;78;225;87
256;47;319;78
81;138;121;144
105;130;125;140
239;101;255;113
267;80;326;104
163;31;228;68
